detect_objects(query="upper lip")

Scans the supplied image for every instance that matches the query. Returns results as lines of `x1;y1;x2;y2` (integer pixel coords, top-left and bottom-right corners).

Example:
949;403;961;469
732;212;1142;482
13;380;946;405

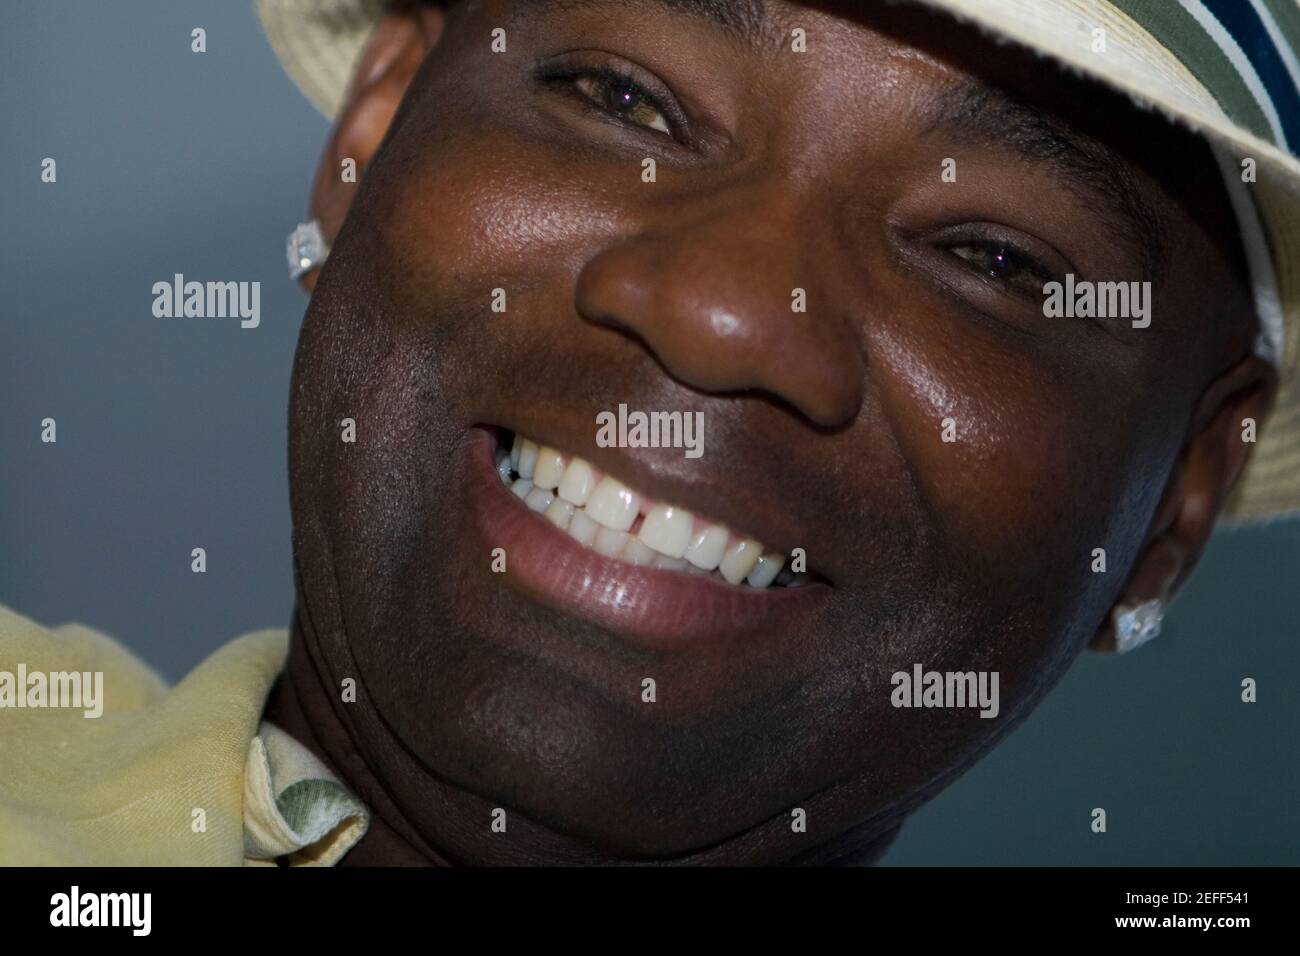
490;414;831;585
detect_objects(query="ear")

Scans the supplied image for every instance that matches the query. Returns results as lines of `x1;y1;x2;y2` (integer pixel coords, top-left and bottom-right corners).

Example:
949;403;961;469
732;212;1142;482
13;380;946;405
298;4;447;292
1090;354;1277;652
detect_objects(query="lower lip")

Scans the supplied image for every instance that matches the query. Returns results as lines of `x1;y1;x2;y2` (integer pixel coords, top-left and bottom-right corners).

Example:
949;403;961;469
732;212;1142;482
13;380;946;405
465;427;830;648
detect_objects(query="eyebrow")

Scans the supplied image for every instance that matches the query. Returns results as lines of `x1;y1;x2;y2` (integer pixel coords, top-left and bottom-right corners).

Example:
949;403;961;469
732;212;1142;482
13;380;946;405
511;0;774;46
921;79;1168;281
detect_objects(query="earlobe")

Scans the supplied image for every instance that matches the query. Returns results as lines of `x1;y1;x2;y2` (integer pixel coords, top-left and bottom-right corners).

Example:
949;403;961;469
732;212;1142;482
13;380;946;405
1089;535;1184;653
1088;355;1275;654
297;5;446;291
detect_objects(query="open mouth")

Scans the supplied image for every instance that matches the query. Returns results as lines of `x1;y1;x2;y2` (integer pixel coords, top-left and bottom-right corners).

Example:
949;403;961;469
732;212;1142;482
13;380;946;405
493;428;817;590
466;425;830;647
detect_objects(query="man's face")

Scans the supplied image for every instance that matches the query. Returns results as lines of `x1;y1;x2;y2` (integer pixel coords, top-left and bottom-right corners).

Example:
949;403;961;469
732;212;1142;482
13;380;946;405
287;0;1253;862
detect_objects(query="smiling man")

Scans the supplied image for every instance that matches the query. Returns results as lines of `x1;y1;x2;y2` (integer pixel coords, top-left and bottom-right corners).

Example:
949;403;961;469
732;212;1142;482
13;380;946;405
2;0;1298;867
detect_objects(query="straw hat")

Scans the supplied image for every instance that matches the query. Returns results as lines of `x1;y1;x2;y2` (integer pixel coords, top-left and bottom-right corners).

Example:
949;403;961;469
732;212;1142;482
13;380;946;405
256;0;1300;521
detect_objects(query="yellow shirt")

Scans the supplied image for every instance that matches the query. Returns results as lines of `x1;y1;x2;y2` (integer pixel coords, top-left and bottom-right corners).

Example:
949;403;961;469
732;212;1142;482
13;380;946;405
0;604;368;865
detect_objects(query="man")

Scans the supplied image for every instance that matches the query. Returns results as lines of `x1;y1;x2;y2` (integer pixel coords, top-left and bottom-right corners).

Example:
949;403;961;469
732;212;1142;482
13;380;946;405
2;0;1297;865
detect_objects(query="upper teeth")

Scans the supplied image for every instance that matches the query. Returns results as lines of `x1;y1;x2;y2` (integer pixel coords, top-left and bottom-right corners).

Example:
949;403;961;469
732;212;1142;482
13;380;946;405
499;433;802;588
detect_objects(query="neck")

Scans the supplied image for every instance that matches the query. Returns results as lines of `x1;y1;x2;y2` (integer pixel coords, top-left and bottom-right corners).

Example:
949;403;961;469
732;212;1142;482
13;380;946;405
261;613;445;865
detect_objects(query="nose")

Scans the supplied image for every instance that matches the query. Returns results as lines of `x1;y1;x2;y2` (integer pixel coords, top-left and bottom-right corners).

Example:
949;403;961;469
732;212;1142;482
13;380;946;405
573;183;865;429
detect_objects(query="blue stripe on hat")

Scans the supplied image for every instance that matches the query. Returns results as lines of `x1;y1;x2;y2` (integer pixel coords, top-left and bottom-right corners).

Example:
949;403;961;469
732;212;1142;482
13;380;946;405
1201;0;1300;149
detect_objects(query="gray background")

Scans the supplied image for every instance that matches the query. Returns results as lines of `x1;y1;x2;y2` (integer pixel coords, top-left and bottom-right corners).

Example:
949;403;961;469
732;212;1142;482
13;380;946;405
1;1;1296;865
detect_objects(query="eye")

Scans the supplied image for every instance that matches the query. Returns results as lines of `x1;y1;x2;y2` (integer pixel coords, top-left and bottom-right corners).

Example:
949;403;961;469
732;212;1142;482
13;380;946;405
946;241;1054;296
570;70;673;135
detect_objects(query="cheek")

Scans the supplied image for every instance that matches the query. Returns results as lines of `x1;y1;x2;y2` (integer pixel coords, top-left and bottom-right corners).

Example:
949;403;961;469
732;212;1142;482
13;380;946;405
869;315;1163;588
368;125;626;308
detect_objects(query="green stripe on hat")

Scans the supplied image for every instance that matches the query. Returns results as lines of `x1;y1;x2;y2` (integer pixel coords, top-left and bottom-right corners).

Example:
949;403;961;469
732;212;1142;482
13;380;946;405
1259;0;1300;58
1109;0;1278;144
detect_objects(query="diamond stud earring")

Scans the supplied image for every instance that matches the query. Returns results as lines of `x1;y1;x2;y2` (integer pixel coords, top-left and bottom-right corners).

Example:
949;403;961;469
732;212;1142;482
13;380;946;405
1112;599;1164;653
287;220;330;280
